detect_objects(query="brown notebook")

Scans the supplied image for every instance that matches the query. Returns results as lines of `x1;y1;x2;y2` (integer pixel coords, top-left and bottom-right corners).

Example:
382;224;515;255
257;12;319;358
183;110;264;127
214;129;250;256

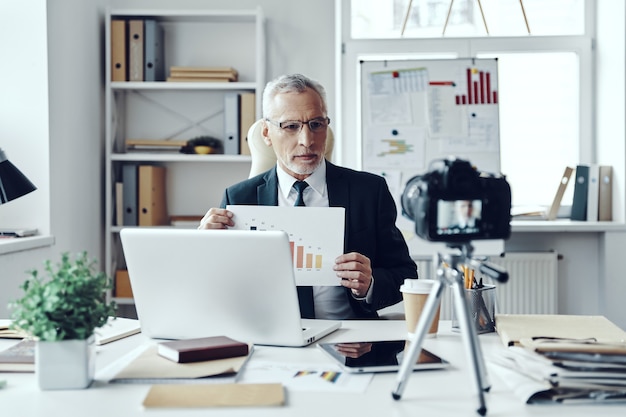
143;383;284;408
157;335;249;363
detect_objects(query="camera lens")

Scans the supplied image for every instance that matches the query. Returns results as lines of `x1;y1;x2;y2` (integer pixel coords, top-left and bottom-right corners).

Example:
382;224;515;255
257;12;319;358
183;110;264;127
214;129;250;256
401;175;423;221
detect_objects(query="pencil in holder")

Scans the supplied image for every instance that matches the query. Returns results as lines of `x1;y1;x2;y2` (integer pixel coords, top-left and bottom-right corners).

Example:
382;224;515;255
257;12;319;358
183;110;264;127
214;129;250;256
452;284;496;334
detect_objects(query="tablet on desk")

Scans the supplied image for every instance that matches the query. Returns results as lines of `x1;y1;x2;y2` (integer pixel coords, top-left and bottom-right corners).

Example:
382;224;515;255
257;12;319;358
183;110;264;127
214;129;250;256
318;340;449;373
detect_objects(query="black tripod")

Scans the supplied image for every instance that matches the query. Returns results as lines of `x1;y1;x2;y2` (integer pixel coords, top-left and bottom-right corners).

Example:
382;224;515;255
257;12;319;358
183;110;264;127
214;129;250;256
391;242;508;416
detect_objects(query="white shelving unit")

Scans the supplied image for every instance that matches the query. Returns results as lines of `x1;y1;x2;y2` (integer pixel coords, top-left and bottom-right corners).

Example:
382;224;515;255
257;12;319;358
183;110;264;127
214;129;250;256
104;8;265;316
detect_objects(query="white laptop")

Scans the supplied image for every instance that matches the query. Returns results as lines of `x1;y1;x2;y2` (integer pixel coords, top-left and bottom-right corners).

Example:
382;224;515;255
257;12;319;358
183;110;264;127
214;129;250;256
119;228;340;347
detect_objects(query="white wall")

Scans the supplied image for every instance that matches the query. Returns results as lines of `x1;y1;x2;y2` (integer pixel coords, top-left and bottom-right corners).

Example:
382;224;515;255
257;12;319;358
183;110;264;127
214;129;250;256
0;0;50;230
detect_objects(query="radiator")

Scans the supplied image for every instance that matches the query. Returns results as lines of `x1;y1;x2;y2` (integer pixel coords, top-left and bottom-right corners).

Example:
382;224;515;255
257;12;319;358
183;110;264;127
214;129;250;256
413;252;559;320
488;252;559;315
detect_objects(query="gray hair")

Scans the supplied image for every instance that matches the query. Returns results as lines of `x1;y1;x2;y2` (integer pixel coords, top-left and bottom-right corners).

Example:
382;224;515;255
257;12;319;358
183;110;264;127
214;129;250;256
262;73;328;118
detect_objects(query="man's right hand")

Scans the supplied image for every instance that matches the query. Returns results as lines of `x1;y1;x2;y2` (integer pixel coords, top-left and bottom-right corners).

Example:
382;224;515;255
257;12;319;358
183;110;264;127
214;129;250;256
198;208;234;229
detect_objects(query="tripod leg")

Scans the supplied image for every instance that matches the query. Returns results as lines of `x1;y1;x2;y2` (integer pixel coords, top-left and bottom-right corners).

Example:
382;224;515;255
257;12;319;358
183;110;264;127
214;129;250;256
392;280;444;400
451;278;488;416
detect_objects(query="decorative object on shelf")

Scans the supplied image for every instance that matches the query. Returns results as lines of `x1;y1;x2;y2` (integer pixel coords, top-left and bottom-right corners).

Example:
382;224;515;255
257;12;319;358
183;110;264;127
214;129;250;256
0;148;37;205
180;136;224;155
9;252;117;390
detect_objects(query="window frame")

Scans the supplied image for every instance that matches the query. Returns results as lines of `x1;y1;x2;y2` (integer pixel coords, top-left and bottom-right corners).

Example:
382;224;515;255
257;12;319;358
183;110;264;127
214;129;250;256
335;0;595;207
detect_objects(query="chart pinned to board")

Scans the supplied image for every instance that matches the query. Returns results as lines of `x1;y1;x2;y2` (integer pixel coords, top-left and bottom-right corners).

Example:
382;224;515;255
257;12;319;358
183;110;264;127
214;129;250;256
360;58;503;257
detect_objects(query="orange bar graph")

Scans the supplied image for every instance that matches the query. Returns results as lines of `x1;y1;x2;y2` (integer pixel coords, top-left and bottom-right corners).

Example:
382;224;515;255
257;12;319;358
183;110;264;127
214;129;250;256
296;246;304;268
290;240;324;270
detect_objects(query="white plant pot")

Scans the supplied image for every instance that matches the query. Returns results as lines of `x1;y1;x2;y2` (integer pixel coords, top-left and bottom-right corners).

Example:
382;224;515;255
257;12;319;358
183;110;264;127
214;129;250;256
35;336;95;390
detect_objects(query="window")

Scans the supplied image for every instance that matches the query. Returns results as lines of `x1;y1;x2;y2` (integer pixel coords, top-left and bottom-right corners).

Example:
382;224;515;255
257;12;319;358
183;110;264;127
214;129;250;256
340;0;592;208
352;0;585;38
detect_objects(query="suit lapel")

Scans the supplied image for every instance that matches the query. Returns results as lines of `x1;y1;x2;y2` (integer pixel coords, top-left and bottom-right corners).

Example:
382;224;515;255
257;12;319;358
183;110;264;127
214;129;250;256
326;162;350;208
326;163;351;252
258;168;279;205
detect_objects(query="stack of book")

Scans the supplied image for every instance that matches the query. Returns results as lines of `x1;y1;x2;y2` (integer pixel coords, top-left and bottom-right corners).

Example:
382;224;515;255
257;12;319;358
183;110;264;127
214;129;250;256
125;139;187;152
489;314;626;404
167;66;238;82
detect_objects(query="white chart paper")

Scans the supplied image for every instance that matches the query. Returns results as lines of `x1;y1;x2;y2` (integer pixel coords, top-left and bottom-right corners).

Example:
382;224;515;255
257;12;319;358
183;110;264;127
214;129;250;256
226;205;345;286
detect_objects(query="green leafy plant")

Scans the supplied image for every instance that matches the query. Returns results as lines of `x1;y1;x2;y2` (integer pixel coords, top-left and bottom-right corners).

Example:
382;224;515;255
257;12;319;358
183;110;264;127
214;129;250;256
9;252;117;341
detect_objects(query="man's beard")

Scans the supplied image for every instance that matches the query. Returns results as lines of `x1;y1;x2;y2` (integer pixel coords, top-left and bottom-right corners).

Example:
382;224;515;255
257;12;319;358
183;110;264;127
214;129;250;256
280;154;323;175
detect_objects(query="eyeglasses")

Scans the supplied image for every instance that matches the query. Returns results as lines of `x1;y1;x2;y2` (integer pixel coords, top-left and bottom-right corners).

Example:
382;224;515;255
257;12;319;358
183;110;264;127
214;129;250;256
265;117;330;135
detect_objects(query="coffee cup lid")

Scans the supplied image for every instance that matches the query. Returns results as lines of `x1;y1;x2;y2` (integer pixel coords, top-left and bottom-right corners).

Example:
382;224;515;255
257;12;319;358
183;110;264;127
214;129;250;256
400;278;436;294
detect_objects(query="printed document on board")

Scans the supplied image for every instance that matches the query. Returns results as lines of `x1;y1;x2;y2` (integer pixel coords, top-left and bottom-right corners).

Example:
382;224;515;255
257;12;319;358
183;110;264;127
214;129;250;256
226;205;345;286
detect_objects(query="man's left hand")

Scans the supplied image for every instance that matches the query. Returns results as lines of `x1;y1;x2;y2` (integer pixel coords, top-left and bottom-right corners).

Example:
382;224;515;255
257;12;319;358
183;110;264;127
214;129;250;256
334;252;372;298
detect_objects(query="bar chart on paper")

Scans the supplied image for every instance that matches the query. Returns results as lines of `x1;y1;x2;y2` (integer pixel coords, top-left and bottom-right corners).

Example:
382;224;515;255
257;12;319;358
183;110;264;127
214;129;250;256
226;205;345;286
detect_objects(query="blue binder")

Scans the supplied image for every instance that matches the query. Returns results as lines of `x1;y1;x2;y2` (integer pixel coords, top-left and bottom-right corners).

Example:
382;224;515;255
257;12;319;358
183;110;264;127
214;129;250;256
223;93;241;155
122;164;138;226
144;19;165;82
570;164;589;221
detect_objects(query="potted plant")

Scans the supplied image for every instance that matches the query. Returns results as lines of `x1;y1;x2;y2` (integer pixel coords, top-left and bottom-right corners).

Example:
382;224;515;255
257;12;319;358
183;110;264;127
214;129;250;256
9;251;116;390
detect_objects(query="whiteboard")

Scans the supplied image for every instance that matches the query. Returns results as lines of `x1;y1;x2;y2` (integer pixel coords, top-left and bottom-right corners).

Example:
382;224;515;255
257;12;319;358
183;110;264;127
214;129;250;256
359;58;503;259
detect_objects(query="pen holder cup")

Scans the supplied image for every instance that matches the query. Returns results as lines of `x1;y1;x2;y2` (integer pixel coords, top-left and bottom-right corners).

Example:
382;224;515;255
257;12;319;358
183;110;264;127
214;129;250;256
452;285;496;334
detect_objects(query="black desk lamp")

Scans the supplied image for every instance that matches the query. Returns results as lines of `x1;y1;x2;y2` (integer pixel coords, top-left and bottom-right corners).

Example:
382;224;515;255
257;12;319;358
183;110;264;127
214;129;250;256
0;148;37;204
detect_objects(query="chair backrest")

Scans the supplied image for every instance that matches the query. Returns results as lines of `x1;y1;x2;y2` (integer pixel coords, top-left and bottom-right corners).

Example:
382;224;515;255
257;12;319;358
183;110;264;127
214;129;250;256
247;119;334;178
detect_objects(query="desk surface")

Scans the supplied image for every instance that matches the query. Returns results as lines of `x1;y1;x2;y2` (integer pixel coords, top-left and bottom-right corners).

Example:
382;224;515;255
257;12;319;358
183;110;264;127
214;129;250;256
2;319;626;416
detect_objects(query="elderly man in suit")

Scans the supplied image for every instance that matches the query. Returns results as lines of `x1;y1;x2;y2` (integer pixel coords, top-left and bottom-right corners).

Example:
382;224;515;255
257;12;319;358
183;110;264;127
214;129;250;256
199;73;417;320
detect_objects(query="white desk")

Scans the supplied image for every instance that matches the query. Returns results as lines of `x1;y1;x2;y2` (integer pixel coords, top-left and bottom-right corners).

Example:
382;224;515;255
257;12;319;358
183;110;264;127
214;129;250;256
2;320;626;416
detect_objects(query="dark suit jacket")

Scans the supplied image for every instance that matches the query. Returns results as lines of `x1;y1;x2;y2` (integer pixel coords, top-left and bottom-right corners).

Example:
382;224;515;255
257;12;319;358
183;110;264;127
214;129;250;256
219;161;418;319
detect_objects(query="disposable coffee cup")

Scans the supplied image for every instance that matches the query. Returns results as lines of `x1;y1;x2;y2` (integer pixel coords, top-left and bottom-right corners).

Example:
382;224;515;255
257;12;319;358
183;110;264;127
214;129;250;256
400;279;441;339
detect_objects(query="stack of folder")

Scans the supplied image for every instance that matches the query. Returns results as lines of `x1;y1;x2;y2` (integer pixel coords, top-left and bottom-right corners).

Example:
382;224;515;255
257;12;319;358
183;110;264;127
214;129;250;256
167;66;238;83
489;314;626;404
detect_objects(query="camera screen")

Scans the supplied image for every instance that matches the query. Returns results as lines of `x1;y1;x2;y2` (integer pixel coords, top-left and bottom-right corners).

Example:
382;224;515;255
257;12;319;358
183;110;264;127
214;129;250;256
436;199;483;236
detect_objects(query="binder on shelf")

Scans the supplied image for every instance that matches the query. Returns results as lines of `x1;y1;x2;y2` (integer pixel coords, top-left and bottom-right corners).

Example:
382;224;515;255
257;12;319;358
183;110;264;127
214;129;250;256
570;165;589;221
586;164;600;221
598;165;613;221
128;19;144;81
122;164;138;226
115;269;133;298
115;182;124;226
546;166;573;221
224;93;241;155
144;19;165;82
138;165;168;226
111;19;127;82
239;92;255;155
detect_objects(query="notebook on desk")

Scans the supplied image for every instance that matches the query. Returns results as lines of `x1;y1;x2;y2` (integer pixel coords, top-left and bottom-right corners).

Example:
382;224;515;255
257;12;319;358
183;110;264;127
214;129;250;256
119;228;340;347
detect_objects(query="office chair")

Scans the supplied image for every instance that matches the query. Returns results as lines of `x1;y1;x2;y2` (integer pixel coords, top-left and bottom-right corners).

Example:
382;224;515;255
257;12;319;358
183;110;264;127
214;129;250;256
246;119;334;178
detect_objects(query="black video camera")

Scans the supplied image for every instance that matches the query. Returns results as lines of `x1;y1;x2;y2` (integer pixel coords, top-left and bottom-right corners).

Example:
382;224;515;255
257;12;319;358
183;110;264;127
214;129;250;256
401;157;512;243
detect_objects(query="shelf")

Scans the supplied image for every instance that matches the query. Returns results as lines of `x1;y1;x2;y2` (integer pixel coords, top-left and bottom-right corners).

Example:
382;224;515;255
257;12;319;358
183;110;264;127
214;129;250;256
0;235;55;255
111;153;251;163
111;81;258;91
511;219;626;233
110;9;260;22
105;7;264;308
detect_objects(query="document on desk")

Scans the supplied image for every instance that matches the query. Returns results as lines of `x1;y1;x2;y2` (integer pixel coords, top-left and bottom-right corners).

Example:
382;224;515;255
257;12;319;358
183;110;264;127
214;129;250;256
226;205;345;286
237;360;373;393
488;346;626;404
495;314;626;351
96;342;252;384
